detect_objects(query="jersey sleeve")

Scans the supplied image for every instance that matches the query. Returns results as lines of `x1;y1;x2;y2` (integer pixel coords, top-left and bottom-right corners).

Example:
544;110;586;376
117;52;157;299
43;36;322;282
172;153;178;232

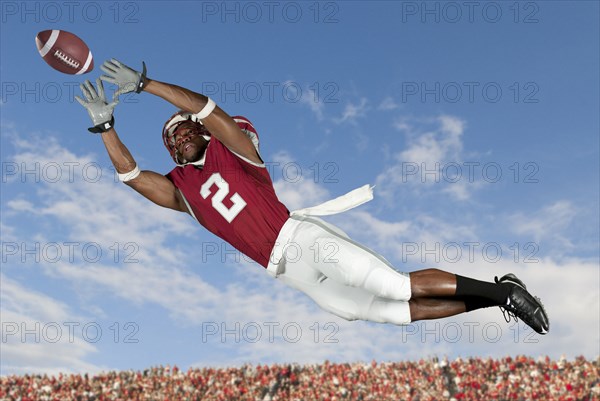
229;116;273;184
233;115;260;154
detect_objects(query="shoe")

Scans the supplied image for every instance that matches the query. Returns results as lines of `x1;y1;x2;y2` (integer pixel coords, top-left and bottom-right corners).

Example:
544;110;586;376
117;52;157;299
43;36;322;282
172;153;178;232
495;274;549;335
496;273;527;290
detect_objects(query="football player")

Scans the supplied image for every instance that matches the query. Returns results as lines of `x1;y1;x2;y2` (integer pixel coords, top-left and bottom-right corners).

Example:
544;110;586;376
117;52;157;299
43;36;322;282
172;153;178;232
75;59;549;334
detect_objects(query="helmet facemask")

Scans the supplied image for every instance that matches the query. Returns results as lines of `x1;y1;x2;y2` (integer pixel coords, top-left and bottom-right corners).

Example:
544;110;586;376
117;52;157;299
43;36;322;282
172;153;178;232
162;111;211;166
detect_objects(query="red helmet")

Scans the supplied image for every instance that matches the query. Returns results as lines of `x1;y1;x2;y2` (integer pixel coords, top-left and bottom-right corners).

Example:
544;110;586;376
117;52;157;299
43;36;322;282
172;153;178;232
162;110;211;166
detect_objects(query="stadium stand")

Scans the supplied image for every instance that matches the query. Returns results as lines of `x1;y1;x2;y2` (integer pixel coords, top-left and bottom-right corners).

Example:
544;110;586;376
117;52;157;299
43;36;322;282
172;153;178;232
1;356;598;400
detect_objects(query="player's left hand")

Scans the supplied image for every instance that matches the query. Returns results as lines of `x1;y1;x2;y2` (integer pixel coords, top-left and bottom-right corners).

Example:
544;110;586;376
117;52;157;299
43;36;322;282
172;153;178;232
75;78;118;133
100;58;147;100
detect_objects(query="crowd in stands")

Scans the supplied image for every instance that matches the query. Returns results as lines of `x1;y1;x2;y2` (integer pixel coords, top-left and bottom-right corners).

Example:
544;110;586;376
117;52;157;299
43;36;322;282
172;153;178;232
1;356;598;401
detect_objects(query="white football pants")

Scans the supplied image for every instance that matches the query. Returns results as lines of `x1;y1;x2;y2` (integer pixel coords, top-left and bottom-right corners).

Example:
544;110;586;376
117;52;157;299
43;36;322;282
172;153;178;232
267;215;412;324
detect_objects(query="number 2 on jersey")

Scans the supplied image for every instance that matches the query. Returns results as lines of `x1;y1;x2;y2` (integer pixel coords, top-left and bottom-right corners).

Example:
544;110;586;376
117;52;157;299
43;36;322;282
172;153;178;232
200;172;247;223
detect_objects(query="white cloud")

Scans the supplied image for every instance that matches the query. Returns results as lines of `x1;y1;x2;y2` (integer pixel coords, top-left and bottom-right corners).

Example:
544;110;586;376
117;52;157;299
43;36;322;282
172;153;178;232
439;114;465;139
392;118;412;134
274;178;330;211
315;207;599;360
329;208;477;269
295;92;372;152
375;114;480;203
509;201;577;249
271;150;331;211
333;98;368;125
198;254;600;364
298;84;325;121
295;84;369;127
1;133;226;372
399;114;464;165
0;275;104;375
0;221;16;241
378;96;400;111
46;261;223;322
5;198;36;213
1;275;73;322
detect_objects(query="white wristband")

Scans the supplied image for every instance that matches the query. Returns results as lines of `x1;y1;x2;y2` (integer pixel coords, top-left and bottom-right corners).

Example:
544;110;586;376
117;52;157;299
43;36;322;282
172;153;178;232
118;165;141;182
195;98;216;119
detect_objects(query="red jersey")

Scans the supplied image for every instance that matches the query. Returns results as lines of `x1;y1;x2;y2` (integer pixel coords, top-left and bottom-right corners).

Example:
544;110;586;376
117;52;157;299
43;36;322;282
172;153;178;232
166;117;290;268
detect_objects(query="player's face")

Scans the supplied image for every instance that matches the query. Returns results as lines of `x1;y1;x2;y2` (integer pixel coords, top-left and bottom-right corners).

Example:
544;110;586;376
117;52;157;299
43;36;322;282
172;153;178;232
173;122;209;162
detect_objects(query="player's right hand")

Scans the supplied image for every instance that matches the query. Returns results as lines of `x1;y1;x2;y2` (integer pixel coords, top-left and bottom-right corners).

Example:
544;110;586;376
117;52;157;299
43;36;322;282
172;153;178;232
75;78;118;133
100;58;147;100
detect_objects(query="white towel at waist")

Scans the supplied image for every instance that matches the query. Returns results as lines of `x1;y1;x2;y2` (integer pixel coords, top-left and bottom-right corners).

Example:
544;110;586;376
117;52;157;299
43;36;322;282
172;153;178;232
290;184;374;217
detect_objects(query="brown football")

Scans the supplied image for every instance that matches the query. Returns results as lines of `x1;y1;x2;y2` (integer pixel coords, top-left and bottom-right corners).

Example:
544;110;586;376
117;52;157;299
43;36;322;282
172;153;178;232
35;30;94;75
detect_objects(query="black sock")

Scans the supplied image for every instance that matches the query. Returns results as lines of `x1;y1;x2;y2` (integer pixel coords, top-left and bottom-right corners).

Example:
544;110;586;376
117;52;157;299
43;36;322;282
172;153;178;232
455;275;510;312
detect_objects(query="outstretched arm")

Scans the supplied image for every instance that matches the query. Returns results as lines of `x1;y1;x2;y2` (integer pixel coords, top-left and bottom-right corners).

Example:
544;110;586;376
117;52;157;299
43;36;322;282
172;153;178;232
145;79;262;164
101;128;188;213
100;59;262;164
76;79;188;214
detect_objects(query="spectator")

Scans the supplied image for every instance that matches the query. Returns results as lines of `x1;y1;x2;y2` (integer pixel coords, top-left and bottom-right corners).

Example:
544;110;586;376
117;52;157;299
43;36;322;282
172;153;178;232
1;356;598;401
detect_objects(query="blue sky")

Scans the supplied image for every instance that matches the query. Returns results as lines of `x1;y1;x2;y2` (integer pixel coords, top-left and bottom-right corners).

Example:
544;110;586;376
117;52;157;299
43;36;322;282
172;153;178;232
1;1;598;375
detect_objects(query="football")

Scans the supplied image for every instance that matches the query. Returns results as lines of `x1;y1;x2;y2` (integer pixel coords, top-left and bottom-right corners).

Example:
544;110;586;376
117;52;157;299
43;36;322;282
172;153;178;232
35;30;94;75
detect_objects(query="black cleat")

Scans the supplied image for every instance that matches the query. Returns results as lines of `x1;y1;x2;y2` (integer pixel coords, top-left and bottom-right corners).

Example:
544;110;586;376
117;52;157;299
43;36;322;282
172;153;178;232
495;274;549;335
496;273;527;290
